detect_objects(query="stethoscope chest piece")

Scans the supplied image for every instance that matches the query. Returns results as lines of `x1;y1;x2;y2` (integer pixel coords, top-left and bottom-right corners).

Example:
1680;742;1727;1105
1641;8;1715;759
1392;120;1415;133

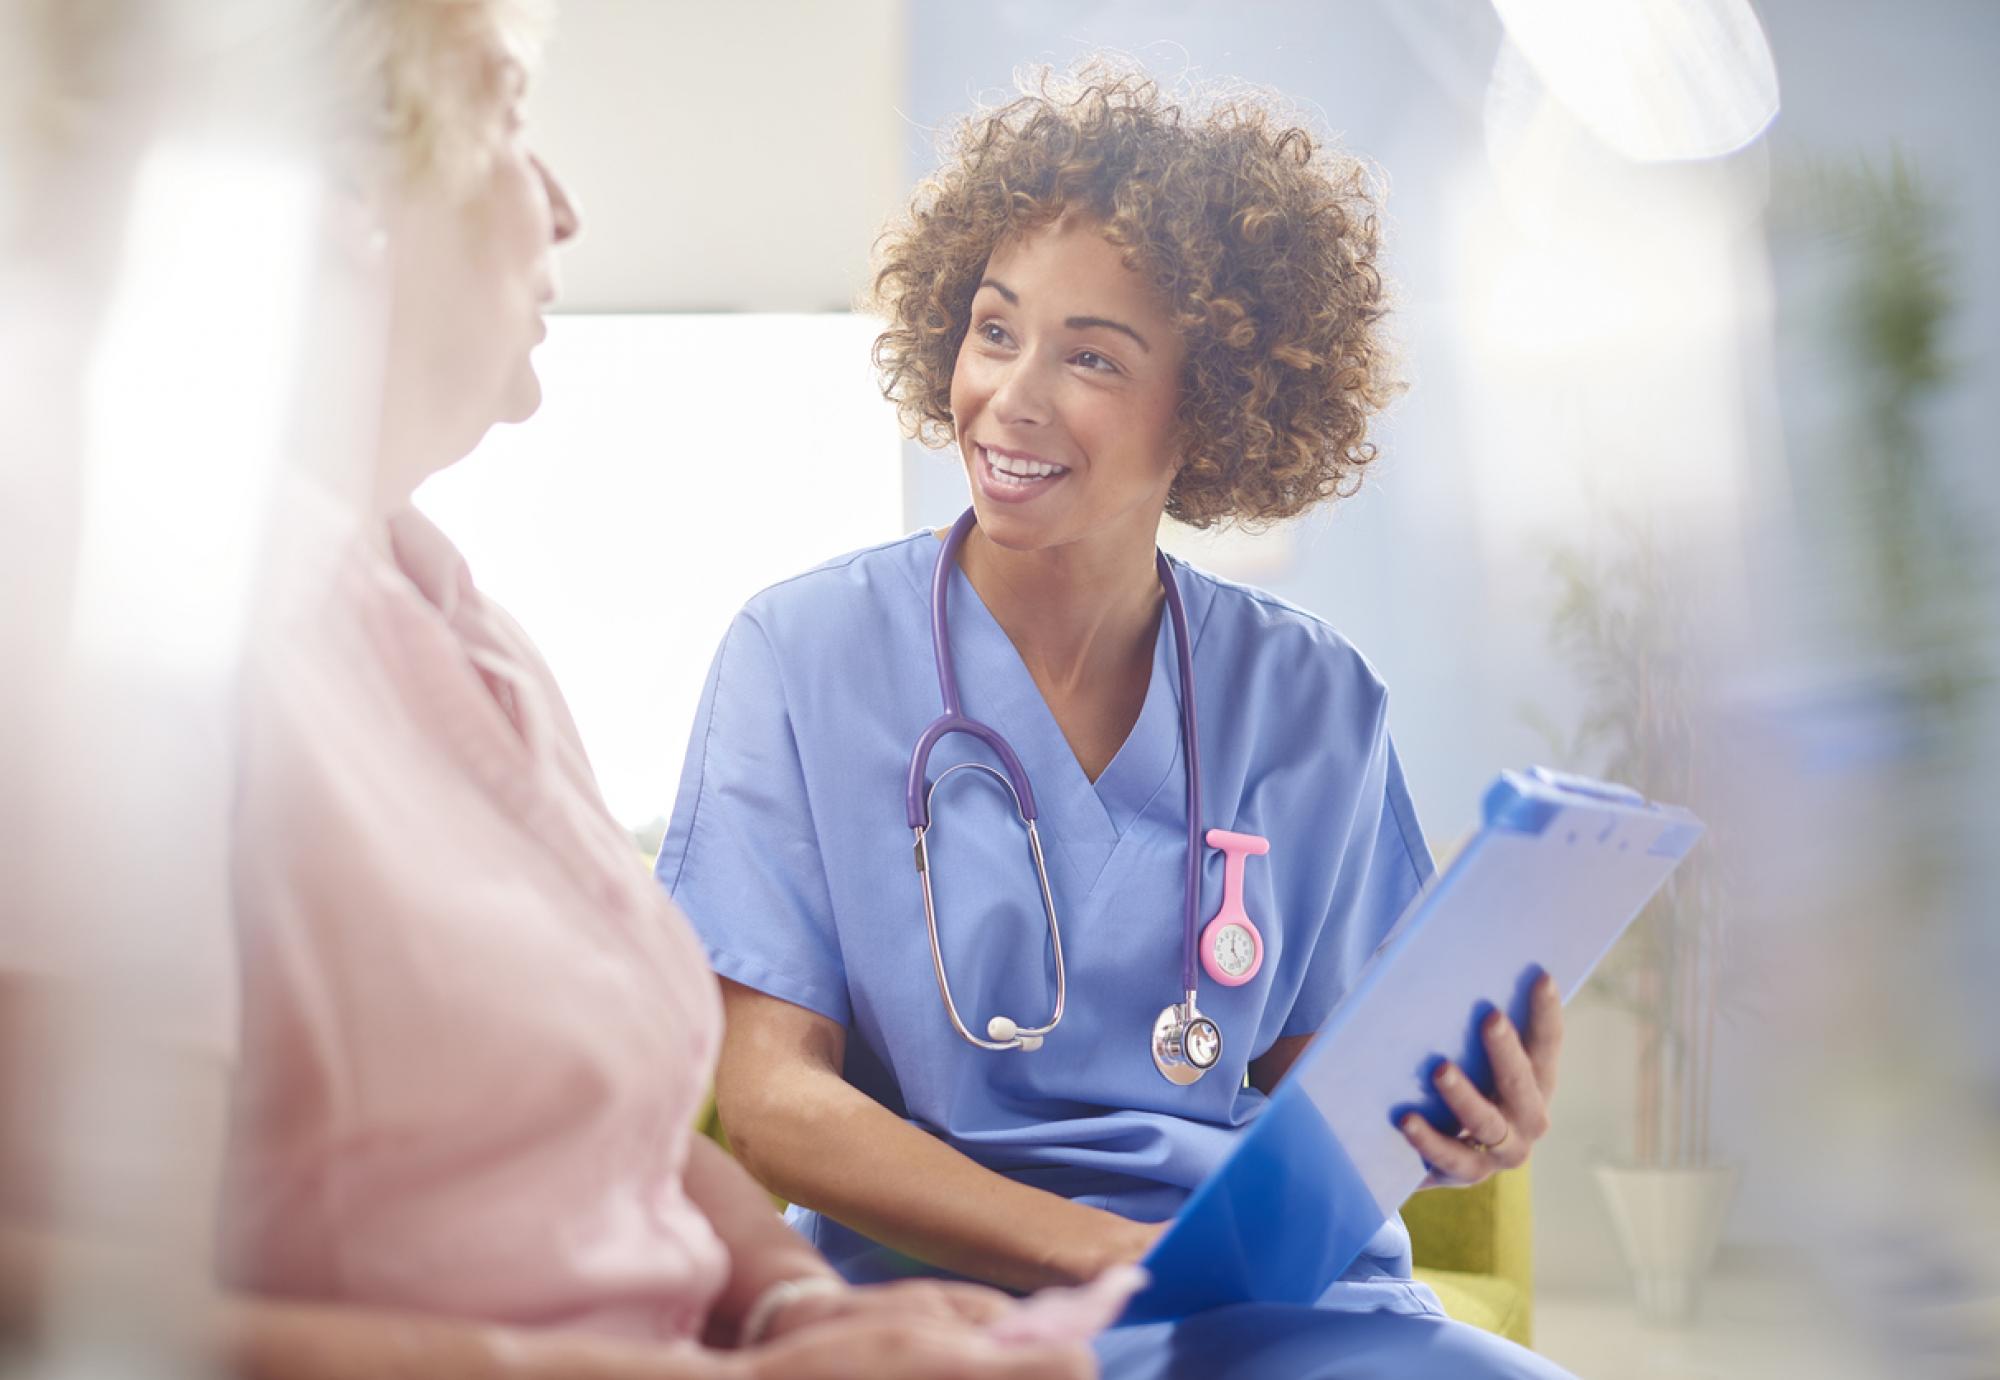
1152;994;1223;1086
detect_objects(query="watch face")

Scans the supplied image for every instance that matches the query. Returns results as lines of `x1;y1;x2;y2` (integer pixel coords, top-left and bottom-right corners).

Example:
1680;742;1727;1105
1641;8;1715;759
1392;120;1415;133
1213;923;1256;978
1185;1017;1221;1069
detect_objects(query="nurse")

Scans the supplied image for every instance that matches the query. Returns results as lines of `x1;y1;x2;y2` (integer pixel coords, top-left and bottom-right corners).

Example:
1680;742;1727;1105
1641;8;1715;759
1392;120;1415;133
661;67;1573;1378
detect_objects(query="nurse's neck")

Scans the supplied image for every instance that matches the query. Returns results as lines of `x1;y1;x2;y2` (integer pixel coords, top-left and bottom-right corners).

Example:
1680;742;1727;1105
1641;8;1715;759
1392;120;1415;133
958;518;1164;711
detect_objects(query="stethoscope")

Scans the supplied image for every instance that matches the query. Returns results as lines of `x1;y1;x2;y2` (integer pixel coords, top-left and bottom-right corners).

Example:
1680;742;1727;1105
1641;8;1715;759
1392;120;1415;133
906;508;1270;1086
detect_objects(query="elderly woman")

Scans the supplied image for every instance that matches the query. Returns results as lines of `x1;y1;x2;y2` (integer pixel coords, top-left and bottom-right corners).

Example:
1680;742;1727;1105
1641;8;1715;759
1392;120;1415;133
661;69;1576;1378
173;4;1099;1379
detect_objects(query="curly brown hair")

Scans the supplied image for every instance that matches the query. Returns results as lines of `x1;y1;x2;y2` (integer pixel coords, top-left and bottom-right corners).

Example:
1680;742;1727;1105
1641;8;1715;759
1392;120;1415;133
869;64;1398;528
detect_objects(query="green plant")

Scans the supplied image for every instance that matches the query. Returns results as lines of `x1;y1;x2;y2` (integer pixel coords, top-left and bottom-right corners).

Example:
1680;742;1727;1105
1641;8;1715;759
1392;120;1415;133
1525;518;1722;1168
1773;152;1986;733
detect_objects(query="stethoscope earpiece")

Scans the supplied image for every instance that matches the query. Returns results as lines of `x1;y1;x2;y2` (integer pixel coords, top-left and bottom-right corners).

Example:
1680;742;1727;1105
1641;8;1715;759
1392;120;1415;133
985;1015;1044;1051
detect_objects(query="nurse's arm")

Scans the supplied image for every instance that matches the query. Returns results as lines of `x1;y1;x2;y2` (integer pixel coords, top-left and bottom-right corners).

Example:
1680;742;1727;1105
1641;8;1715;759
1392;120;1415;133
713;980;1162;1293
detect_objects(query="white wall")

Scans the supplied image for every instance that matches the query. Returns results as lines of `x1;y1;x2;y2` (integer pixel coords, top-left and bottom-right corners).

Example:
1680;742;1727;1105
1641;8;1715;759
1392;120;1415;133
526;0;907;312
417;315;903;832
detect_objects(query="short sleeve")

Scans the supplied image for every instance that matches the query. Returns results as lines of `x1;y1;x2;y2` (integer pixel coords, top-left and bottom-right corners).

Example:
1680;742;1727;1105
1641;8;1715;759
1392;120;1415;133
1278;704;1435;1040
657;612;850;1026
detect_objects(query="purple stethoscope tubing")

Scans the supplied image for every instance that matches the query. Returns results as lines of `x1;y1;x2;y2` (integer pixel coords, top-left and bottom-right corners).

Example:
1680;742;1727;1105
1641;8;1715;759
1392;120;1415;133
907;507;1205;1006
1160;534;1202;997
905;509;1042;829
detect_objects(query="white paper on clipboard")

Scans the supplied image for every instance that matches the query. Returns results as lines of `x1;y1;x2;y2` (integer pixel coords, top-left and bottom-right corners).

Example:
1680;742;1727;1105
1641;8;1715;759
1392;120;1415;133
1125;766;1703;1324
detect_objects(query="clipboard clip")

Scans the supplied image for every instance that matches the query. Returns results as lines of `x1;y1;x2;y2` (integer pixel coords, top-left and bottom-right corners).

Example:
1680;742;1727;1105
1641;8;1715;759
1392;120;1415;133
1526;766;1647;807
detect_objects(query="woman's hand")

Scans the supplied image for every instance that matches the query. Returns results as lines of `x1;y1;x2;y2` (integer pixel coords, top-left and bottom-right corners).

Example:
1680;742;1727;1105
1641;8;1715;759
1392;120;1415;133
733;1313;1094;1380
1398;971;1564;1186
756;1219;1159;1350
760;1277;1014;1341
771;1216;1159;1338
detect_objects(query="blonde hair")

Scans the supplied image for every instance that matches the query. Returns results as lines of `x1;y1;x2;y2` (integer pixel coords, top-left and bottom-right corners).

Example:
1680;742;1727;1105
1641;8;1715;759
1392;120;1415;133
323;0;551;189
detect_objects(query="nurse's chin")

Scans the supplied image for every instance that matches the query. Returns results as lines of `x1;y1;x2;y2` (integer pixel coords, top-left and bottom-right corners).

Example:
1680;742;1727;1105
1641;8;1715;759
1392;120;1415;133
964;502;1075;556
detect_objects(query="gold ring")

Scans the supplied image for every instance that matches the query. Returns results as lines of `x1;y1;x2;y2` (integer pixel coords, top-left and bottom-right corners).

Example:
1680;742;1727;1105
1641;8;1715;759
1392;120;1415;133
1460;1125;1511;1154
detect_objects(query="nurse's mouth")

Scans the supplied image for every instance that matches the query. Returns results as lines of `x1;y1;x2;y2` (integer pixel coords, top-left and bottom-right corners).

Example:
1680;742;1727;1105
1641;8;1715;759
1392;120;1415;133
976;445;1070;503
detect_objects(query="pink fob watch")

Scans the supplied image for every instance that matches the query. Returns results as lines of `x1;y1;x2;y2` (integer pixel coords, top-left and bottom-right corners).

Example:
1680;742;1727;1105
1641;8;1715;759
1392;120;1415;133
1200;828;1268;986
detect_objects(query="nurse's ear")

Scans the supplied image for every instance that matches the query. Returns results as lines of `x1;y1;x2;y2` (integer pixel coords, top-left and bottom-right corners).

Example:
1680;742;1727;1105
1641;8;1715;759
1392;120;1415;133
1163;412;1194;473
1158;430;1192;505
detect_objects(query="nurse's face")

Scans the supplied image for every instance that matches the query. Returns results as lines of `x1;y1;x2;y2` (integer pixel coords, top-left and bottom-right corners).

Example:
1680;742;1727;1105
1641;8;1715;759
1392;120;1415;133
380;36;580;480
949;218;1185;558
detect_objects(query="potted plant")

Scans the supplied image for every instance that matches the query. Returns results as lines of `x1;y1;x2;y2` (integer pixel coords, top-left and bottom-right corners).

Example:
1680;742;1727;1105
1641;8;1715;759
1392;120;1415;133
1528;520;1736;1326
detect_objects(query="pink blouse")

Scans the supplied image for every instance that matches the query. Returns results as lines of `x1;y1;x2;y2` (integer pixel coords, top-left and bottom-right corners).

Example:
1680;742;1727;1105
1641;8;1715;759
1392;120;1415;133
223;501;729;1342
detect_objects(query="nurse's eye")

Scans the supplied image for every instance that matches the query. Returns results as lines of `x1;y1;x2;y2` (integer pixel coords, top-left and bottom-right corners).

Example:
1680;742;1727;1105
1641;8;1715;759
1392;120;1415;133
1072;349;1122;375
975;320;1016;350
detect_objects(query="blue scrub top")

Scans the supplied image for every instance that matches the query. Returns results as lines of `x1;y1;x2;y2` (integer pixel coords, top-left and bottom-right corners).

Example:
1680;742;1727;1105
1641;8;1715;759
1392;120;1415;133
660;531;1440;1313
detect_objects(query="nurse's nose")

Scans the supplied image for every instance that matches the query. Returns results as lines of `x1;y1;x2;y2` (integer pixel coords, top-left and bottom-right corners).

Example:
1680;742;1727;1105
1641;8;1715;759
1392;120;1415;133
988;353;1054;429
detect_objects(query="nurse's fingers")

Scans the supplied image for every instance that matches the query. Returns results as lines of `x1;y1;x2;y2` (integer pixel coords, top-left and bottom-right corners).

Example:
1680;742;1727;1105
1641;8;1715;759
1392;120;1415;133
1524;971;1565;1098
1400;1111;1494;1185
1430;1060;1511;1146
1480;1011;1550;1145
1428;1059;1528;1169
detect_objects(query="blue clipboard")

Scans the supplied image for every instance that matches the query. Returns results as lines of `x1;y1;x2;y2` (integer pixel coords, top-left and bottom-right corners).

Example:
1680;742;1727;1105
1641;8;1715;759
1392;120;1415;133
1123;767;1703;1324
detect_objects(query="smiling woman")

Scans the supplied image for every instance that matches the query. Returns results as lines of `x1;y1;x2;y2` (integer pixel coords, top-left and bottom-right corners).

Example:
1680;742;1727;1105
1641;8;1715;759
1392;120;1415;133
950;221;1185;561
870;63;1398;531
666;60;1577;1380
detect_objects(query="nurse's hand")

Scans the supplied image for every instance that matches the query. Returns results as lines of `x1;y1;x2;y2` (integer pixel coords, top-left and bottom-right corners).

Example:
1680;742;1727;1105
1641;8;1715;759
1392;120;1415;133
1037;1210;1167;1281
1398;972;1564;1187
733;1313;1095;1380
1100;1216;1169;1271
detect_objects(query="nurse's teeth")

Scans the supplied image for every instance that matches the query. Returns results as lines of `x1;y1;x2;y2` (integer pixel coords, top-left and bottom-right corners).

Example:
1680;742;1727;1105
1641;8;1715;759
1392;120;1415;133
986;448;1066;479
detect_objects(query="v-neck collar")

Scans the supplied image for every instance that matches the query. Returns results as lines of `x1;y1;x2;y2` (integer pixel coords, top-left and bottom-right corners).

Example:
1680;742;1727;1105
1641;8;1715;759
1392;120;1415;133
1091;608;1183;837
898;532;1201;898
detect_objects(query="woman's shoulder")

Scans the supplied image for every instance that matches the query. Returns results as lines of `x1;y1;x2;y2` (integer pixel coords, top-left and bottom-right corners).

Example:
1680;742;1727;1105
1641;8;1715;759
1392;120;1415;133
1177;560;1393;718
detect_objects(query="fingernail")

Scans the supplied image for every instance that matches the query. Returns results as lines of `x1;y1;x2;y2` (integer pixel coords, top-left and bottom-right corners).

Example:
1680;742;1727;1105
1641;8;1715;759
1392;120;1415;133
1402;1114;1424;1133
1488;1013;1510;1036
1438;1064;1461;1086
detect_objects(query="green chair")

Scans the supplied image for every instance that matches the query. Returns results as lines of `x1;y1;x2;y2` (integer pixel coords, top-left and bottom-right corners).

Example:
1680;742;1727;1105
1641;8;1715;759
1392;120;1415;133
697;1098;1533;1346
1405;1168;1534;1348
